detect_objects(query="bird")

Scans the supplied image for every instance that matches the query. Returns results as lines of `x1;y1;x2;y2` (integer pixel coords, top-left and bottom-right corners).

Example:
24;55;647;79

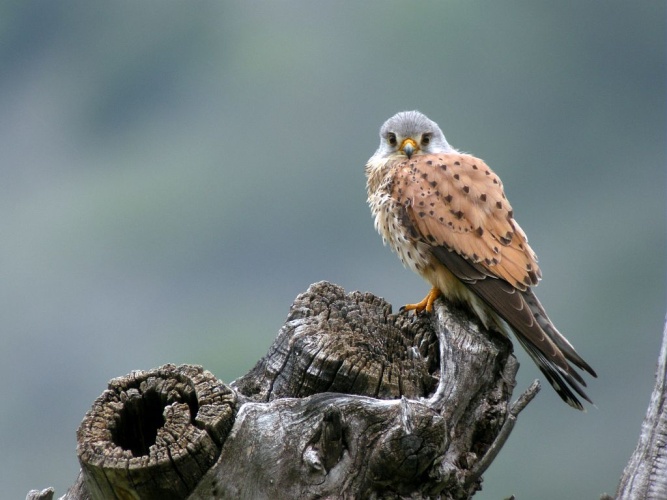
365;110;596;410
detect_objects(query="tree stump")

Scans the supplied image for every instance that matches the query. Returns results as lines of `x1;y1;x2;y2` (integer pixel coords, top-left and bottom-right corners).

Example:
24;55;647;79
54;281;539;499
75;364;237;499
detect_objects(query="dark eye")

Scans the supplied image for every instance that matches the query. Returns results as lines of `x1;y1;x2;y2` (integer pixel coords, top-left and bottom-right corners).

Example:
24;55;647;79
387;133;397;146
421;133;432;146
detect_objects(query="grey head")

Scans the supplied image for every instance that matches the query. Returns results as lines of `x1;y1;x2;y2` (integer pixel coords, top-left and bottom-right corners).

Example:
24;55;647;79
373;110;454;160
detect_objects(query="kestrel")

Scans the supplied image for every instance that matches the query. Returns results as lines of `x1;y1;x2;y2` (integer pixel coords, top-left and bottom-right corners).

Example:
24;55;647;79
365;110;596;410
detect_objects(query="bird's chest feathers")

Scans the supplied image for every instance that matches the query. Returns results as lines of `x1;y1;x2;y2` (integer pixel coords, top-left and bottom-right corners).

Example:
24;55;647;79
370;188;473;304
368;179;433;275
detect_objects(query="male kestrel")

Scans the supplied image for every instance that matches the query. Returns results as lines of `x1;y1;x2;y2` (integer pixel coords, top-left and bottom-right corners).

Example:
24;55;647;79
365;110;596;410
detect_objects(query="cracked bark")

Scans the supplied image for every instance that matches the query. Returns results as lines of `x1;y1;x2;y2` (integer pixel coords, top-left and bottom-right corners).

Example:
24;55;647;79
612;317;667;500
36;281;543;500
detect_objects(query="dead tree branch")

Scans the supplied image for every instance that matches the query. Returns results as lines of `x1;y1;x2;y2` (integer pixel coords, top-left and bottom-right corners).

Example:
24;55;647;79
41;281;537;499
614;316;667;499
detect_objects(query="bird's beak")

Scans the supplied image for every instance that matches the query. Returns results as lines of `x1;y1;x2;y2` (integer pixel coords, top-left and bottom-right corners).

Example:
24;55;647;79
400;138;418;159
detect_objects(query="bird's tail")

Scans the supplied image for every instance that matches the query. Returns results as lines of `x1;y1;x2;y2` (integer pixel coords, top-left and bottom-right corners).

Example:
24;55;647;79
524;292;597;378
428;245;596;409
513;333;594;411
510;289;597;410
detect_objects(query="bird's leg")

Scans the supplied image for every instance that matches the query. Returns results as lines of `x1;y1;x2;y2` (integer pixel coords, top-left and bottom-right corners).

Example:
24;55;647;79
401;287;442;314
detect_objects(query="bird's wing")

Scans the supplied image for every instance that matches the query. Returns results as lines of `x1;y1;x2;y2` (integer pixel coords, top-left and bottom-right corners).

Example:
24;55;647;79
390;152;540;290
390;153;594;408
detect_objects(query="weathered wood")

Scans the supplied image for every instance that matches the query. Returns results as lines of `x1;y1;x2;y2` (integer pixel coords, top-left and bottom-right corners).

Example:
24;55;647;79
193;281;527;499
45;281;539;499
232;284;439;401
189;394;448;499
615;317;667;500
26;488;54;500
74;364;237;500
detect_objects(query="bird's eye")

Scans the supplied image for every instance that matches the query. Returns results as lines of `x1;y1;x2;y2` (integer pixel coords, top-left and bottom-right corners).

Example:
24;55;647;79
387;133;397;146
421;133;432;146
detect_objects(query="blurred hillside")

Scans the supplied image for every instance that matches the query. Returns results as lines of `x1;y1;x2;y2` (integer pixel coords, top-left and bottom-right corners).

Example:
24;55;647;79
2;2;664;499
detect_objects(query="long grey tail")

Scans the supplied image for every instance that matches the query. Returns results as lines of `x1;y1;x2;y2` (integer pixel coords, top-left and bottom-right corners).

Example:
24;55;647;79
513;333;594;411
524;292;597;378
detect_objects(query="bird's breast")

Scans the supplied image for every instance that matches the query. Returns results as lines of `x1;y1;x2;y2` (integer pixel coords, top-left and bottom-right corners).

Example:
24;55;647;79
368;186;433;276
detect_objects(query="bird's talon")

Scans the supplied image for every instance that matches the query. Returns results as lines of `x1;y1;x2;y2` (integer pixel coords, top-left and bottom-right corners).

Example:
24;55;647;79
401;287;441;315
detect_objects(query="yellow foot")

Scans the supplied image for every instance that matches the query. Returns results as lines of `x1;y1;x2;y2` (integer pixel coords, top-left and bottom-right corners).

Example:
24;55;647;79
400;287;442;314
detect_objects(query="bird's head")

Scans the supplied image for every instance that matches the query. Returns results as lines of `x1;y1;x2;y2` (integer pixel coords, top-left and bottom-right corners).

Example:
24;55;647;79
374;110;454;160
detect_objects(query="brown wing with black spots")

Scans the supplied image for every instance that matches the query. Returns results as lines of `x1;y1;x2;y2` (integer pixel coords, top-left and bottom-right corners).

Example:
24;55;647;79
387;152;595;409
390;153;541;289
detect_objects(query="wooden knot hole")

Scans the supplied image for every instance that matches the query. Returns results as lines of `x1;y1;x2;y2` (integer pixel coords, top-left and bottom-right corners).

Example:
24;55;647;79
112;388;169;457
109;381;199;458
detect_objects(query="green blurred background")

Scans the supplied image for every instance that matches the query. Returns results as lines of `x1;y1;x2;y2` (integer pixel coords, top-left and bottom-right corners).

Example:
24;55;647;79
3;2;664;498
